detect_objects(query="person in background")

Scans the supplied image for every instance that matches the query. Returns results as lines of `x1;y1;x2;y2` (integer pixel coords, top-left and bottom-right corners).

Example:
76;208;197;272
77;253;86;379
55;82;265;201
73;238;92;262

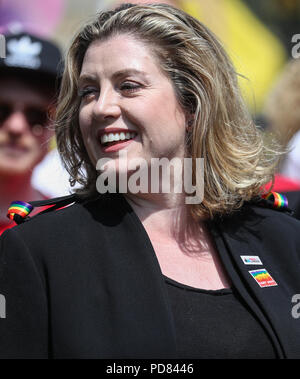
281;129;300;184
280;129;300;218
263;58;300;217
0;31;62;234
263;59;300;150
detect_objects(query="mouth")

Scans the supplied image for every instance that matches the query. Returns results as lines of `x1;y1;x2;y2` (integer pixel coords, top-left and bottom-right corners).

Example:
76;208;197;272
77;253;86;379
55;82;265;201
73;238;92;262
0;143;29;156
99;130;138;152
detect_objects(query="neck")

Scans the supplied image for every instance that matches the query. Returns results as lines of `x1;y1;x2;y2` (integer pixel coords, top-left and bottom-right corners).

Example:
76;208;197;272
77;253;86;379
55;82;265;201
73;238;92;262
124;191;191;234
0;174;40;223
124;191;208;255
125;194;209;256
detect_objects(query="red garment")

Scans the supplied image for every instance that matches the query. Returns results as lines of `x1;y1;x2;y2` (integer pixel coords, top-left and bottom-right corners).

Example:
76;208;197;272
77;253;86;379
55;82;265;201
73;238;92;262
0;222;14;236
265;174;300;193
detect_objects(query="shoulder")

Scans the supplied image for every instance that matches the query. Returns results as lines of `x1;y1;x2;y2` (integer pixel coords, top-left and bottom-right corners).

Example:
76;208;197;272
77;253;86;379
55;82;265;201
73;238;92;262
3;192;131;243
3;193;116;243
246;202;300;234
213;199;300;264
223;201;300;262
218;198;300;238
1;193;124;273
248;198;298;226
13;198;93;233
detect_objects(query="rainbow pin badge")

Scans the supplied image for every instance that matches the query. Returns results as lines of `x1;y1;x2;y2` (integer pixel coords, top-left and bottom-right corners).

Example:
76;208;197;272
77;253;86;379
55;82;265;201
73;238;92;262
7;201;33;221
249;269;278;288
262;191;288;210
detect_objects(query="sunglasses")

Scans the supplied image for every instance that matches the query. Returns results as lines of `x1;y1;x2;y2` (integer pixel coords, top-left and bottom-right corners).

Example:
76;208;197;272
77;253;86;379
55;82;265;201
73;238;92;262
0;102;49;128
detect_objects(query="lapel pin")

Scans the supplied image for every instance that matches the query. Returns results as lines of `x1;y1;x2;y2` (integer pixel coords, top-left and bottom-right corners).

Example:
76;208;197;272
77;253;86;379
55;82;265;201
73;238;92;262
249;269;278;288
240;255;263;265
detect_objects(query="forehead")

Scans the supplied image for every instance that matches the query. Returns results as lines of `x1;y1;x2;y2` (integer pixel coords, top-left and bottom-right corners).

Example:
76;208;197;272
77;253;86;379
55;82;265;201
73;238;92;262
80;34;162;80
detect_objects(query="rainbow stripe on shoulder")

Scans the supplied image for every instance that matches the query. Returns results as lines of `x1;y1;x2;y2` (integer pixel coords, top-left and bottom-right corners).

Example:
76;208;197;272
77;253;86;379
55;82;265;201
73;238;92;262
262;191;288;210
7;201;33;221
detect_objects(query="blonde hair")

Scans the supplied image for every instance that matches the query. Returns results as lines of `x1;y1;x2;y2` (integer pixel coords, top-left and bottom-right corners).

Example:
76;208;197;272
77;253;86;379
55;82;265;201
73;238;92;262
56;3;280;219
263;59;300;147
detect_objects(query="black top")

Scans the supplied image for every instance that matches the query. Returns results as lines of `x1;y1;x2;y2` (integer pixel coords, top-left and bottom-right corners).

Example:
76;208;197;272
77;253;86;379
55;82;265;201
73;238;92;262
1;193;300;358
164;276;277;359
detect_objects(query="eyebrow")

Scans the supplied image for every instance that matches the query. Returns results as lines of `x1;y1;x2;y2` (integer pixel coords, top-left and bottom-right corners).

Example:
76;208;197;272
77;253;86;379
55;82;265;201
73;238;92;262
112;69;149;80
78;74;97;87
78;69;149;86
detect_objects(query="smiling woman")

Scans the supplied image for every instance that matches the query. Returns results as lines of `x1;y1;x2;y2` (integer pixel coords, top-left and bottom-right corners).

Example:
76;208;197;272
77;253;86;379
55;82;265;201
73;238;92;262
77;34;187;186
1;3;300;359
56;3;280;218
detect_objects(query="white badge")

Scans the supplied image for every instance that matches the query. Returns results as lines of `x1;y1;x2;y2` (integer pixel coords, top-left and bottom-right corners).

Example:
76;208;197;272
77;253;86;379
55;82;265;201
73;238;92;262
240;255;263;265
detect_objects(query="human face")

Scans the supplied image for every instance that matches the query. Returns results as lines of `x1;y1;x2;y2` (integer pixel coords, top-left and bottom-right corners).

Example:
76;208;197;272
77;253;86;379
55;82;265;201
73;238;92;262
78;34;187;174
0;77;53;176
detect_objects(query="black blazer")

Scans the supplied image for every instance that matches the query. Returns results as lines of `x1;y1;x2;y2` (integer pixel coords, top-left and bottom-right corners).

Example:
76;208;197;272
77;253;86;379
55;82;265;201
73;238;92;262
0;193;300;359
283;191;300;220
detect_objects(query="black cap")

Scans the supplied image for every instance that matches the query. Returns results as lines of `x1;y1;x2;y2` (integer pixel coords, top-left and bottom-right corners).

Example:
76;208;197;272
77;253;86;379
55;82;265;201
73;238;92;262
0;32;63;87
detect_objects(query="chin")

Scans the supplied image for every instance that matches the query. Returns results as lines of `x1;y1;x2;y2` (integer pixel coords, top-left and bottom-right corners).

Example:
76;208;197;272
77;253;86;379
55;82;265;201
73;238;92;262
0;160;37;177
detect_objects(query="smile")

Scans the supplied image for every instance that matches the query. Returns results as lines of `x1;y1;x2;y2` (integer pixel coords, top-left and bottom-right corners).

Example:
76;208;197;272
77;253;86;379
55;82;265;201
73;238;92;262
98;129;138;153
100;131;137;146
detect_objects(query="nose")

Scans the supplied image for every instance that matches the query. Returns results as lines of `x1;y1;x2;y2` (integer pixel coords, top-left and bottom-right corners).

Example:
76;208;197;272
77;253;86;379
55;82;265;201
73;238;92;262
3;111;30;135
92;86;121;121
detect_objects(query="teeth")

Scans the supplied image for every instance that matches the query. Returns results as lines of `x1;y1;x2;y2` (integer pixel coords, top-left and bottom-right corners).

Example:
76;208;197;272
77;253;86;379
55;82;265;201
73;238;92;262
100;131;136;145
102;134;109;144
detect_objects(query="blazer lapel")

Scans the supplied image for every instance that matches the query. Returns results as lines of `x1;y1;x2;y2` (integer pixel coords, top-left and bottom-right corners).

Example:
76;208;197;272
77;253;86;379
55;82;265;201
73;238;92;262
91;193;177;358
208;208;300;359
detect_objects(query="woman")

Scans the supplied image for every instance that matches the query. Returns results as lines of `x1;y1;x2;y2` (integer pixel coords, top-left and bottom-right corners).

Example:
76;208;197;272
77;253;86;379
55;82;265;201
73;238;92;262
1;3;300;359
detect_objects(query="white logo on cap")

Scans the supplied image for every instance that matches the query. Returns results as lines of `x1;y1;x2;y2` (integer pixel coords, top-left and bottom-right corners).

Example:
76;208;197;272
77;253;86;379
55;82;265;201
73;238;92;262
5;36;42;70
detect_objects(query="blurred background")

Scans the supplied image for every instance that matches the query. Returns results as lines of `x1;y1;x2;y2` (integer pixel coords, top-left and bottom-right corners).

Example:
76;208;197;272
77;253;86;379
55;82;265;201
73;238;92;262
1;0;300;195
2;0;300;113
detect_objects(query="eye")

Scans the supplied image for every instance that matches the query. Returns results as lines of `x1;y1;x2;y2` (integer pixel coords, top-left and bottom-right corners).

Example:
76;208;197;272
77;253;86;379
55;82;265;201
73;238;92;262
78;87;98;99
25;108;48;127
0;103;12;123
120;82;141;94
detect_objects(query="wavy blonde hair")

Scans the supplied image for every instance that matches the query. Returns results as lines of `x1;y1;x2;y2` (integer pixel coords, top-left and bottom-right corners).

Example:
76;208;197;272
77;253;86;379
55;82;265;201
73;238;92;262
56;3;280;218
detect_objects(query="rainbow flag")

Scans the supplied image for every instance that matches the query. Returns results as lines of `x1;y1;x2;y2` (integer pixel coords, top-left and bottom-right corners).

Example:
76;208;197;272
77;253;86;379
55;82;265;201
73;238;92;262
249;269;278;288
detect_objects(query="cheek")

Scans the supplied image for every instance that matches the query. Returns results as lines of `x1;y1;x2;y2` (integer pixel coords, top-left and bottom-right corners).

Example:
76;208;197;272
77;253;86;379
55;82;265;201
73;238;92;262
26;135;48;158
148;89;186;131
79;108;93;141
78;108;100;166
0;129;6;142
78;109;87;135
